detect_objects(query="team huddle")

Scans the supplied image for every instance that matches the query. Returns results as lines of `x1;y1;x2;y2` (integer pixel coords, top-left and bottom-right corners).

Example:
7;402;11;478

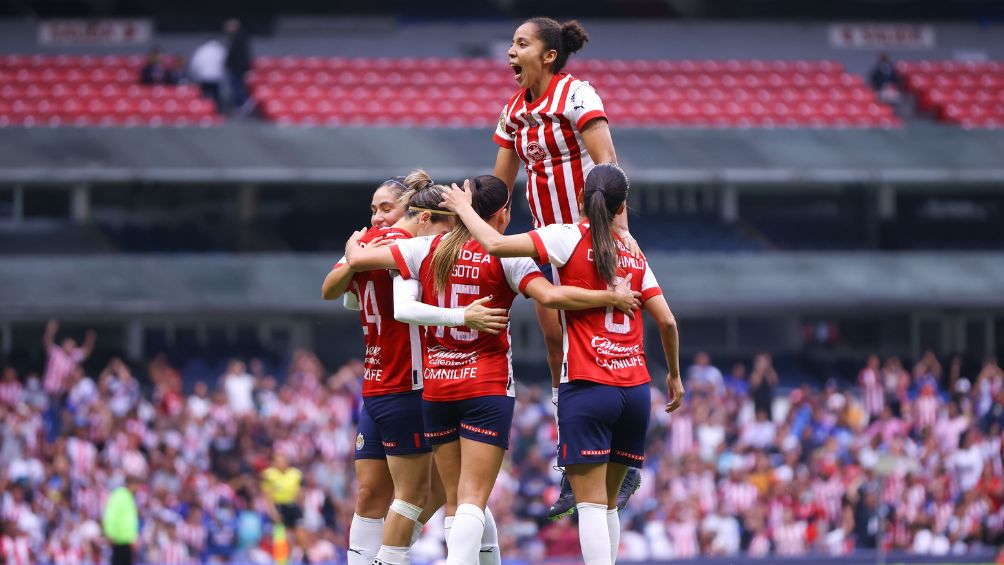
321;17;684;565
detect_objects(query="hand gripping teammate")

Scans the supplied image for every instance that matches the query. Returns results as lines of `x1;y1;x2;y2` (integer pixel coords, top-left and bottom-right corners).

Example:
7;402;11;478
344;175;641;565
491;17;644;518
323;171;500;565
440;164;685;565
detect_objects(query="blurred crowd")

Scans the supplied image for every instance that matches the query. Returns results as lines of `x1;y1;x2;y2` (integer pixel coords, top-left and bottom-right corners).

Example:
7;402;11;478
1;321;1003;564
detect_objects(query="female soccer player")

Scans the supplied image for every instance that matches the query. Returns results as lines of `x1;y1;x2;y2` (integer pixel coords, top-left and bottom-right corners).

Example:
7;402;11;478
440;164;685;565
344;174;641;565
322;171;504;565
492;18;643;515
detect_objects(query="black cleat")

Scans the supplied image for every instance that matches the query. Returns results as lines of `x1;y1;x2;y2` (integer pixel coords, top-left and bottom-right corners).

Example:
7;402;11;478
547;471;577;521
615;468;642;511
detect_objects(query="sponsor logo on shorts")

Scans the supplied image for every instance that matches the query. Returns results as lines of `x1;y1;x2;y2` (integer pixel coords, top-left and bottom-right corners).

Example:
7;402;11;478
424;427;458;439
382;441;398;448
355;433;365;451
580;448;612;457
460;423;499;437
614;450;644;461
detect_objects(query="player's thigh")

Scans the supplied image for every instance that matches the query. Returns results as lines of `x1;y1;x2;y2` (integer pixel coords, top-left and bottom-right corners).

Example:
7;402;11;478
456;437;506;508
354;458;394;517
385;452;433;505
565;461;609;505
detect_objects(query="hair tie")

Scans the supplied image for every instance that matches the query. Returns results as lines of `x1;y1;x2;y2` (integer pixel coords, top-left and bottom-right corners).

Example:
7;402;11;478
409;206;456;216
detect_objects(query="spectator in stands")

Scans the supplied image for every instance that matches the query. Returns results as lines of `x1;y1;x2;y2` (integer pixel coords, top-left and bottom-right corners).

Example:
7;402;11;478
140;47;180;86
189;37;227;113
224;19;253;115
687;351;724;397
42;319;95;398
748;352;778;417
869;52;903;104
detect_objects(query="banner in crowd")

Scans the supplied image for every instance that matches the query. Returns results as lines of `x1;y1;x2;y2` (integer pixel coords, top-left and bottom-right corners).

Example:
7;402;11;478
828;23;936;49
38;19;153;46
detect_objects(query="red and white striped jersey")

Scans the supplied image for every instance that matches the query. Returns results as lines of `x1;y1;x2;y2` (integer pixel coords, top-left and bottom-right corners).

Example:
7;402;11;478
339;227;423;397
668;413;694;459
176;521;206;552
0;535;30;565
44;346;84;395
859;367;884;417
391;234;542;401
66;437;97;478
666;520;698;558
773;521;808;556
494;73;607;228
719;480;759;515
914;393;939;430
811;477;845;523
530;223;662;387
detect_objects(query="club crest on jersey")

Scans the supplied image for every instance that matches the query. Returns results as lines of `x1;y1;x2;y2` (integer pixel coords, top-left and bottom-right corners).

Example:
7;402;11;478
526;141;547;163
355;433;365;451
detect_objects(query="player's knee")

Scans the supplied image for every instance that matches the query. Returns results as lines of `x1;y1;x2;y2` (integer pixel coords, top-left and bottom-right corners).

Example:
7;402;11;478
355;481;393;515
389;498;424;523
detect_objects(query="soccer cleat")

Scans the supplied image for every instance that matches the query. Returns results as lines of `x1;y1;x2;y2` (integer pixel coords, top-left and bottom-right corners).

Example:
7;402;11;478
615;468;642;511
547;471;577;521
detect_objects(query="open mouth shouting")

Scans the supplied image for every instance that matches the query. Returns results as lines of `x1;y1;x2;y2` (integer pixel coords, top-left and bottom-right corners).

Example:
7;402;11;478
510;63;524;84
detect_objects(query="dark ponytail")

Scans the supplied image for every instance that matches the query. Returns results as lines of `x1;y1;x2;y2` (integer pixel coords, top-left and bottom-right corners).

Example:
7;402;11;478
430;175;509;294
526;17;589;73
582;164;629;285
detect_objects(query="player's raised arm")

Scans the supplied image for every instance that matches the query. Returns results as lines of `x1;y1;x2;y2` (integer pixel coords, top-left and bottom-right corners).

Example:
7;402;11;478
440;180;537;258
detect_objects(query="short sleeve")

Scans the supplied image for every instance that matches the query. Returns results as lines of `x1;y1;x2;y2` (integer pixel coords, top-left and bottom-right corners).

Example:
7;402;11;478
493;105;516;149
333;255;347;269
566;81;607;131
527;224;585;267
640;263;663;302
389;236;434;280
501;257;544;295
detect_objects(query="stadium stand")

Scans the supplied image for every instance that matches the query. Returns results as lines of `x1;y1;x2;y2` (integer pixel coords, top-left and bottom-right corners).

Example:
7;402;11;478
252;57;900;128
899;60;1004;129
0;55;220;127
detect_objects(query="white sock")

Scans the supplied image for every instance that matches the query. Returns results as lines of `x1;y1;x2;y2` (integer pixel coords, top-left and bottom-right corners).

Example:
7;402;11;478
374;545;409;565
411;520;425;546
606;508;620;564
444;515;454;544
349;514;384;565
576;503;612;565
446;503;485;565
479;506;501;565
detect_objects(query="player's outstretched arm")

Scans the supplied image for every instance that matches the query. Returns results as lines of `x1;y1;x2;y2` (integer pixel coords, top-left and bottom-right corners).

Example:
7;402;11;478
440;181;537;258
523;276;640;316
392;277;508;335
644;295;683;412
344;228;397;271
